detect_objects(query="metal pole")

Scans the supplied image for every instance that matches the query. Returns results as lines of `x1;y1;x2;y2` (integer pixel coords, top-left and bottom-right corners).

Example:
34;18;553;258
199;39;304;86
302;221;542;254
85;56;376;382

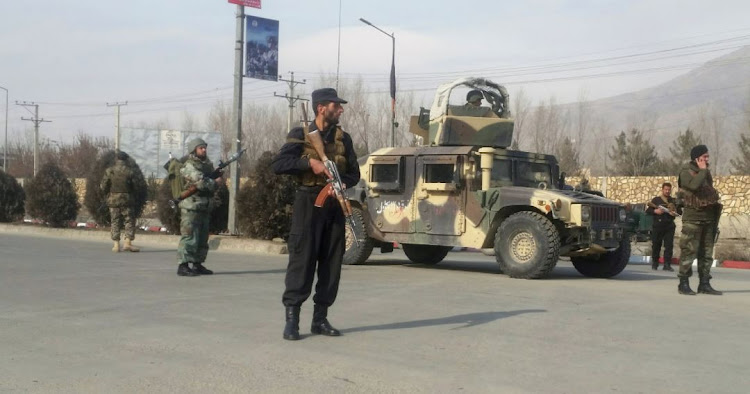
107;102;127;151
336;0;342;91
359;18;397;147
391;33;396;148
1;86;7;172
228;4;244;235
115;105;120;150
33;104;39;176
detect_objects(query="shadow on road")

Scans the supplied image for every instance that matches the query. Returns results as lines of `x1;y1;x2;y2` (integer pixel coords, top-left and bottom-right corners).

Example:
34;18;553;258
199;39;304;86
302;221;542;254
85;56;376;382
137;249;177;254
344;309;546;333
719;290;750;293
212;269;287;276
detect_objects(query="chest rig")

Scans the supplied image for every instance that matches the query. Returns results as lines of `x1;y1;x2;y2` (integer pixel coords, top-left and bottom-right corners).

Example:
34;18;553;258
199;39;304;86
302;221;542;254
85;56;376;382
298;126;347;187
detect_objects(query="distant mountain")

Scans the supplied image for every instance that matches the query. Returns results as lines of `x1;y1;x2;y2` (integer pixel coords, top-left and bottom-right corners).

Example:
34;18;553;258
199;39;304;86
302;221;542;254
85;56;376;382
577;46;750;174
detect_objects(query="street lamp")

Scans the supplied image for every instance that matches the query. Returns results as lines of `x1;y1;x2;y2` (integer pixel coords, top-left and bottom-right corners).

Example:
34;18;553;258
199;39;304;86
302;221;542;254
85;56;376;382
359;17;396;147
0;86;7;172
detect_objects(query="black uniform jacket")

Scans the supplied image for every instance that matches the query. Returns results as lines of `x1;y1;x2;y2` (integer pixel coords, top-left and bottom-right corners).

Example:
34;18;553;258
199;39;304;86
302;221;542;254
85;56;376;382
271;123;361;189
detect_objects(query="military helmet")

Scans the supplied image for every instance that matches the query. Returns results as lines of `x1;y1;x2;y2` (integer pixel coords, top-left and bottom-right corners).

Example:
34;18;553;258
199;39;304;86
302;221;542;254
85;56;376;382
187;138;207;153
466;89;483;103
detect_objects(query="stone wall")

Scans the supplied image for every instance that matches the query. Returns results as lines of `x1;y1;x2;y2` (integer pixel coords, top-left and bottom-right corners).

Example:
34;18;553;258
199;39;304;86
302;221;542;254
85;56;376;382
565;175;750;216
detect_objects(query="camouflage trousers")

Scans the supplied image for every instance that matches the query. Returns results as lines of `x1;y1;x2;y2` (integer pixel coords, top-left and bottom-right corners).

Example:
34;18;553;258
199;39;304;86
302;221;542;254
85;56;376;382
110;207;136;241
678;221;716;279
177;209;210;264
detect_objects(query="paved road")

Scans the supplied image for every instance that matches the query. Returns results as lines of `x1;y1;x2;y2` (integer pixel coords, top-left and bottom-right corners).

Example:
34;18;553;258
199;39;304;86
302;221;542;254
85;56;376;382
2;234;749;393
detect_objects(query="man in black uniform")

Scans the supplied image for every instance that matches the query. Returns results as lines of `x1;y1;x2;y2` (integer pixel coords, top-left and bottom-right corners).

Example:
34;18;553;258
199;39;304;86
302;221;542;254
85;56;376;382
646;182;681;271
271;88;360;340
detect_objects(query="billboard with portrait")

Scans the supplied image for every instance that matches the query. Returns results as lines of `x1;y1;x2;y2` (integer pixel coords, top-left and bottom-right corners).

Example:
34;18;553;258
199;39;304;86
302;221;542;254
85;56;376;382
245;16;279;81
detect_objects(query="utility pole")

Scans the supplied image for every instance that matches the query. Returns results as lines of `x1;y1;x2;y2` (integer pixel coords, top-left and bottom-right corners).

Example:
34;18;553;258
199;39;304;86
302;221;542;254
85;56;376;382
106;101;127;150
227;4;244;235
1;86;7;172
16;101;51;176
274;72;308;132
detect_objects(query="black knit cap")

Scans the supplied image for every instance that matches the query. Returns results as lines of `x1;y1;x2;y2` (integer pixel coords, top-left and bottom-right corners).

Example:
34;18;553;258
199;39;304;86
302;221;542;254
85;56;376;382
690;144;708;161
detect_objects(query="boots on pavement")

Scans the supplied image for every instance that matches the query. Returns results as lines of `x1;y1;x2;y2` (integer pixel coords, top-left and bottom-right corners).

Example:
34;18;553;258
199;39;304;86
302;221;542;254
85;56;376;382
284;306;300;340
112;240;120;253
697;279;723;295
123;239;140;252
678;277;696;295
311;305;341;336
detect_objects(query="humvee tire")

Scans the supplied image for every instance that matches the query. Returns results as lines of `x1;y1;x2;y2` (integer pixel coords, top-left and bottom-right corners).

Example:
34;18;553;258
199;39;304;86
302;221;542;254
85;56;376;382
571;238;631;278
343;206;375;265
402;244;452;265
494;211;560;279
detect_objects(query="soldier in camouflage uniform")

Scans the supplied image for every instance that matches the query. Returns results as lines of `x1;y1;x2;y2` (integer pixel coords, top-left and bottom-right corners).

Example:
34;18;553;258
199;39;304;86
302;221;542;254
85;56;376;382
100;151;140;253
677;145;722;295
176;138;221;277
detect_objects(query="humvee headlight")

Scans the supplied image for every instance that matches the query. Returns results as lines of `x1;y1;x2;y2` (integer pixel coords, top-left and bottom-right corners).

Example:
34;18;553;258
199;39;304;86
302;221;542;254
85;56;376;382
619;208;627;222
580;205;591;222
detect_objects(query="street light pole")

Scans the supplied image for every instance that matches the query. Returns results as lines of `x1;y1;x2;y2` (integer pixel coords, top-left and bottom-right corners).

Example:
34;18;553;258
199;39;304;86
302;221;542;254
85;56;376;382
359;18;396;147
0;86;7;172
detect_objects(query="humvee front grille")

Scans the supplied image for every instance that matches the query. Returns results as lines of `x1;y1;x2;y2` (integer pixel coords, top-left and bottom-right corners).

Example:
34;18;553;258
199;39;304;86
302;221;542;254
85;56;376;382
592;206;618;224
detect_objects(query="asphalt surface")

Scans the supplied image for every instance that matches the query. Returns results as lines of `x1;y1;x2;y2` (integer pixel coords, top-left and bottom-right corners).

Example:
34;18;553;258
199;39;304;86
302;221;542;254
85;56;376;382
2;233;749;393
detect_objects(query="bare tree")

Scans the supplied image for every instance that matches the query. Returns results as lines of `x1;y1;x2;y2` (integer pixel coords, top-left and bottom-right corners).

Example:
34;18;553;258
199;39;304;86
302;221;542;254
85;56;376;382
511;88;531;150
691;104;725;174
530;96;567;155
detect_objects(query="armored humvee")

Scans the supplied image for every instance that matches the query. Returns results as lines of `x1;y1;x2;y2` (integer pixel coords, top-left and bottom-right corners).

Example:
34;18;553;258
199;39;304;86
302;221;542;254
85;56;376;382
343;77;631;279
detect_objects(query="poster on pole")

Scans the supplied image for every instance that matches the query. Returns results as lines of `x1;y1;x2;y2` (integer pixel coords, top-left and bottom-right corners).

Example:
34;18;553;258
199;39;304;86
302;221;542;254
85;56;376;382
228;0;261;8
245;16;279;81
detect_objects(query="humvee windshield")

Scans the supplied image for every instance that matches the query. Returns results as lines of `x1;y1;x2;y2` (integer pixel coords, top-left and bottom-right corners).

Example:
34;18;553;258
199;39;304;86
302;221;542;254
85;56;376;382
516;161;555;188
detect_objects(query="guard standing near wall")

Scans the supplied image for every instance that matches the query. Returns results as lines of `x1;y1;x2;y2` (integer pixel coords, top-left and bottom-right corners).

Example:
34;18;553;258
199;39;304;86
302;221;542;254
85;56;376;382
646;182;680;271
677;145;723;295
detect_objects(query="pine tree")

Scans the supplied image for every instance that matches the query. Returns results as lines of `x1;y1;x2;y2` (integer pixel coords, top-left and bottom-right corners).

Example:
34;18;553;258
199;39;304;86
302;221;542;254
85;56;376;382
606;129;662;176
730;134;750;175
556;136;582;176
665;128;701;175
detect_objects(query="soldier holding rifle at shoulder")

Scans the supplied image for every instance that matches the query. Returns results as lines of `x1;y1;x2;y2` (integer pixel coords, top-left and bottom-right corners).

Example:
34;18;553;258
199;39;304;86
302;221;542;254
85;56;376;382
676;144;723;295
272;88;361;340
646;182;681;271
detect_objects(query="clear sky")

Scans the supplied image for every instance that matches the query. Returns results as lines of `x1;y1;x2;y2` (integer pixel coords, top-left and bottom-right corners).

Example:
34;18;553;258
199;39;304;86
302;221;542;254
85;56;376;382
1;0;750;142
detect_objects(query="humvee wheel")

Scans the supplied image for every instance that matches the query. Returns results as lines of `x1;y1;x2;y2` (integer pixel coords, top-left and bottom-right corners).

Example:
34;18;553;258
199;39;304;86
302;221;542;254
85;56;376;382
402;244;452;265
494;211;560;279
343;206;375;265
571;238;631;278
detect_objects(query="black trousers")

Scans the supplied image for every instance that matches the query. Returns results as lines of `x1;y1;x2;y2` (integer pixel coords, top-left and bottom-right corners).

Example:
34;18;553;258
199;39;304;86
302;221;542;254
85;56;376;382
651;225;675;266
282;188;345;308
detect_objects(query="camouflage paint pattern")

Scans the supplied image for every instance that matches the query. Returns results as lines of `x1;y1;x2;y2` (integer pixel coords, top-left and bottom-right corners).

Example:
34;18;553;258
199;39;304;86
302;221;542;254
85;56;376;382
347;77;628;259
109;207;136;241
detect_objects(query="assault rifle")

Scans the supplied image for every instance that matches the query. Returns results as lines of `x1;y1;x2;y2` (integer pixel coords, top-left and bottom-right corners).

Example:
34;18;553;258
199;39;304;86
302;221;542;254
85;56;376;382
169;148;247;210
301;103;360;247
647;201;681;217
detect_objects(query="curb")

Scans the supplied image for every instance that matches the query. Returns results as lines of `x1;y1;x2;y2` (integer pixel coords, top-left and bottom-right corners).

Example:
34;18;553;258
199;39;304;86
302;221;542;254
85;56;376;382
0;223;287;255
721;260;750;269
629;255;724;268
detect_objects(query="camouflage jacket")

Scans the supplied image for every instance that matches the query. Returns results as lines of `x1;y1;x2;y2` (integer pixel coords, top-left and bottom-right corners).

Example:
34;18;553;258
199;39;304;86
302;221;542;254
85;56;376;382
178;153;217;211
678;161;720;222
100;161;134;208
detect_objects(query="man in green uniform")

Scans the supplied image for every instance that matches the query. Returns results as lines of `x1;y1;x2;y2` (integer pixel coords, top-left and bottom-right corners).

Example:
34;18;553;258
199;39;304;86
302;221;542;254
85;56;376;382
466;89;483;107
101;151;140;253
176;138;221;277
677;145;722;295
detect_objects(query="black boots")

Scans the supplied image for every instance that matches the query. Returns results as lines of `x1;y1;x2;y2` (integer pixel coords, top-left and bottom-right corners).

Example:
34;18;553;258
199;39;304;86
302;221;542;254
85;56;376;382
193;263;213;275
311;305;341;336
678;277;696;295
697;279;723;295
177;263;198;277
651;261;659;271
663;264;674;272
283;306;301;340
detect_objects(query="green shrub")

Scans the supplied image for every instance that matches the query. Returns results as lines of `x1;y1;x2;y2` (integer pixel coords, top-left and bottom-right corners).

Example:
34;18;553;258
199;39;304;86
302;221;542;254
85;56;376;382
0;168;26;222
236;151;297;240
83;150;148;225
156;179;181;234
25;163;79;227
146;174;159;202
210;182;229;234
